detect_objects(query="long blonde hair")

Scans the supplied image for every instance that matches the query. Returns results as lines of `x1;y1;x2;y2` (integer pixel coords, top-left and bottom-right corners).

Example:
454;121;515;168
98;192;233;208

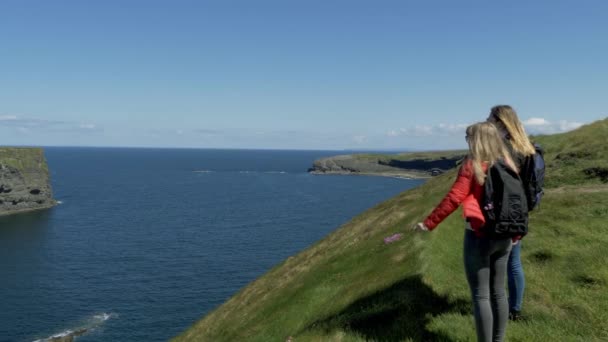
466;122;517;184
490;105;536;156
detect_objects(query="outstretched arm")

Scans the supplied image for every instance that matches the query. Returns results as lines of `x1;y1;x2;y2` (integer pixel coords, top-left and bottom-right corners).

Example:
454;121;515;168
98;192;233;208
423;159;474;230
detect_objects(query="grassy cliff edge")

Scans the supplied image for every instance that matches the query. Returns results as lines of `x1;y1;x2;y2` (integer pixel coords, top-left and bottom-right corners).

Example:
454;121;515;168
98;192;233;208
175;119;608;341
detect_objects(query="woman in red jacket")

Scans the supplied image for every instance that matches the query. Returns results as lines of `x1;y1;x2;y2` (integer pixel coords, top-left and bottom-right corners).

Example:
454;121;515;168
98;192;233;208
415;121;518;342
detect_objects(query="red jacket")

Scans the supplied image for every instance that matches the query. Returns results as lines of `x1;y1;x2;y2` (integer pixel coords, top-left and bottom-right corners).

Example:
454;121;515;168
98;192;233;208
424;158;487;235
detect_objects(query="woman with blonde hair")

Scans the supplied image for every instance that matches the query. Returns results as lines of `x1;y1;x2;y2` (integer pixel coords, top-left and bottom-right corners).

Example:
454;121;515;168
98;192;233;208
487;105;535;321
488;105;535;164
414;122;517;342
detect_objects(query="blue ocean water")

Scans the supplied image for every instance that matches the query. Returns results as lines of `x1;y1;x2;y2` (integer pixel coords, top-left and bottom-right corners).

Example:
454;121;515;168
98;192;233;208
0;148;424;342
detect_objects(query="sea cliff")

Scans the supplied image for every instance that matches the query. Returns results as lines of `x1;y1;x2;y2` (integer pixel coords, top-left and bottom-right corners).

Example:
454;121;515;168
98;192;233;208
0;147;56;216
308;151;467;178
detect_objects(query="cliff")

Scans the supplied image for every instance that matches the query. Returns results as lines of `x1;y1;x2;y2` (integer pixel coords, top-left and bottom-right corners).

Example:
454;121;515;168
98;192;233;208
309;150;467;178
0;147;57;216
175;118;608;341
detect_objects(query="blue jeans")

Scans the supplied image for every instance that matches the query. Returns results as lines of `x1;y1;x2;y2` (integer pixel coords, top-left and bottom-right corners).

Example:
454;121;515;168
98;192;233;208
507;241;525;312
464;228;512;342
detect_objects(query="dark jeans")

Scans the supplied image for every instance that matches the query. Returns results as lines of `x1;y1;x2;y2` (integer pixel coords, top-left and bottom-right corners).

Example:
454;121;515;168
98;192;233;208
508;241;525;312
464;228;512;342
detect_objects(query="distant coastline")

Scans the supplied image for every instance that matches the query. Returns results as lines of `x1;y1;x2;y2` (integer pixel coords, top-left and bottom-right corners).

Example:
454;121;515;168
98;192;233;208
308;151;466;179
308;169;431;179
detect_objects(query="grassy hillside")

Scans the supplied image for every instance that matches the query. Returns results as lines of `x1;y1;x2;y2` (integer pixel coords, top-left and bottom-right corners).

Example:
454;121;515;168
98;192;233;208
175;119;608;341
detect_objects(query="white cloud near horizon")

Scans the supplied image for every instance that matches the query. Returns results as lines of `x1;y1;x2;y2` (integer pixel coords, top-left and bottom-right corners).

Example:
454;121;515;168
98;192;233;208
523;117;584;134
386;129;399;137
194;128;223;135
352;135;368;144
0;114;102;133
79;123;99;130
386;123;470;137
524;117;549;126
387;117;585;139
0;113;593;149
0;115;65;127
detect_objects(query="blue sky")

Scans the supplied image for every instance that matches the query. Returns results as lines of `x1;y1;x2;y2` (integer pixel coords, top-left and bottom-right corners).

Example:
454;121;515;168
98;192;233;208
1;0;606;150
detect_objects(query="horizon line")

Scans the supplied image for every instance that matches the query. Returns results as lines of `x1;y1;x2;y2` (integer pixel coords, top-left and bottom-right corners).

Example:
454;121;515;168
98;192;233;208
0;144;466;153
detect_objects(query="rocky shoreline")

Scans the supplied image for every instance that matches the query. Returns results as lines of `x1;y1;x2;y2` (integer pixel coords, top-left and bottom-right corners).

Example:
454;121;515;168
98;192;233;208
0;202;57;217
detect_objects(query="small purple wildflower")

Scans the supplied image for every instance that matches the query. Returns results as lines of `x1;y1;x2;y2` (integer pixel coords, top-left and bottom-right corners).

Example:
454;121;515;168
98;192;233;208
384;233;403;244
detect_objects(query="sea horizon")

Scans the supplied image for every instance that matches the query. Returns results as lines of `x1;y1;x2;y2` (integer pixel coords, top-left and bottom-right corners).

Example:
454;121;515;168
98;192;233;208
2;144;447;154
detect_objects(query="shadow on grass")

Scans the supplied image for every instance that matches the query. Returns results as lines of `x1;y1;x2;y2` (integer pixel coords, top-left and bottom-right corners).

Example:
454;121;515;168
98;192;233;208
301;275;470;341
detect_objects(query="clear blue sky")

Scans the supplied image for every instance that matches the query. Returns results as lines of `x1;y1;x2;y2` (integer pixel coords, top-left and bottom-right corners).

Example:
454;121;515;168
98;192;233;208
1;0;606;150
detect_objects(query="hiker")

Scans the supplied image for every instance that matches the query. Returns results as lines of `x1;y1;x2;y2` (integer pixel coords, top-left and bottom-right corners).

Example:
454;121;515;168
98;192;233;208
414;122;518;342
487;105;537;321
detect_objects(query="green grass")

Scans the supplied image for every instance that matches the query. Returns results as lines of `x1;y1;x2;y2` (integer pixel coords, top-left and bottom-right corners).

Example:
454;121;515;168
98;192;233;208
0;147;50;184
0;147;46;169
174;118;608;342
533;118;608;187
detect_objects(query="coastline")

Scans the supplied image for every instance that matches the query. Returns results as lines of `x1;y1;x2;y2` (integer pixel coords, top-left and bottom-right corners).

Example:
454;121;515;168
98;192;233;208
308;170;432;179
307;151;465;180
0;201;57;217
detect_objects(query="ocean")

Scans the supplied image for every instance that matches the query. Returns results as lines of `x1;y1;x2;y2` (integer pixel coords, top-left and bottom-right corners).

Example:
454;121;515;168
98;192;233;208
0;147;424;342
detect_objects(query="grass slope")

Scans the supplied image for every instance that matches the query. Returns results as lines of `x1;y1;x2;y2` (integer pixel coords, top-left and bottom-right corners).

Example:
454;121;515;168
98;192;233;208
175;119;608;341
0;147;50;183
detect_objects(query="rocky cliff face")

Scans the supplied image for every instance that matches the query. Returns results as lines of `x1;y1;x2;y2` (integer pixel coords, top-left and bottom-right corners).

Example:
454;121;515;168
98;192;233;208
0;147;56;216
309;155;404;174
309;153;465;178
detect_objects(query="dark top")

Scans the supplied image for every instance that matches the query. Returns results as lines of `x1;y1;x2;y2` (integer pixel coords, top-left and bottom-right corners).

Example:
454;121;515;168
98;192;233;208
504;139;527;172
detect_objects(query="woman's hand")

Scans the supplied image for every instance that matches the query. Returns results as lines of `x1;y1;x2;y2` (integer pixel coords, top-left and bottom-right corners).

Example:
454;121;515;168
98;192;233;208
413;222;429;232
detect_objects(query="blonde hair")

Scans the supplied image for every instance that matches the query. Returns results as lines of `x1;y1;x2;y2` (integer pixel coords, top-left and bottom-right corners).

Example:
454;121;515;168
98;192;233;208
490;105;536;156
466;122;517;184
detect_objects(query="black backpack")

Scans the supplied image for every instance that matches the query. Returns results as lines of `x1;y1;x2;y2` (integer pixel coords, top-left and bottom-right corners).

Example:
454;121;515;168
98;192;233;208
521;143;545;211
482;160;529;239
